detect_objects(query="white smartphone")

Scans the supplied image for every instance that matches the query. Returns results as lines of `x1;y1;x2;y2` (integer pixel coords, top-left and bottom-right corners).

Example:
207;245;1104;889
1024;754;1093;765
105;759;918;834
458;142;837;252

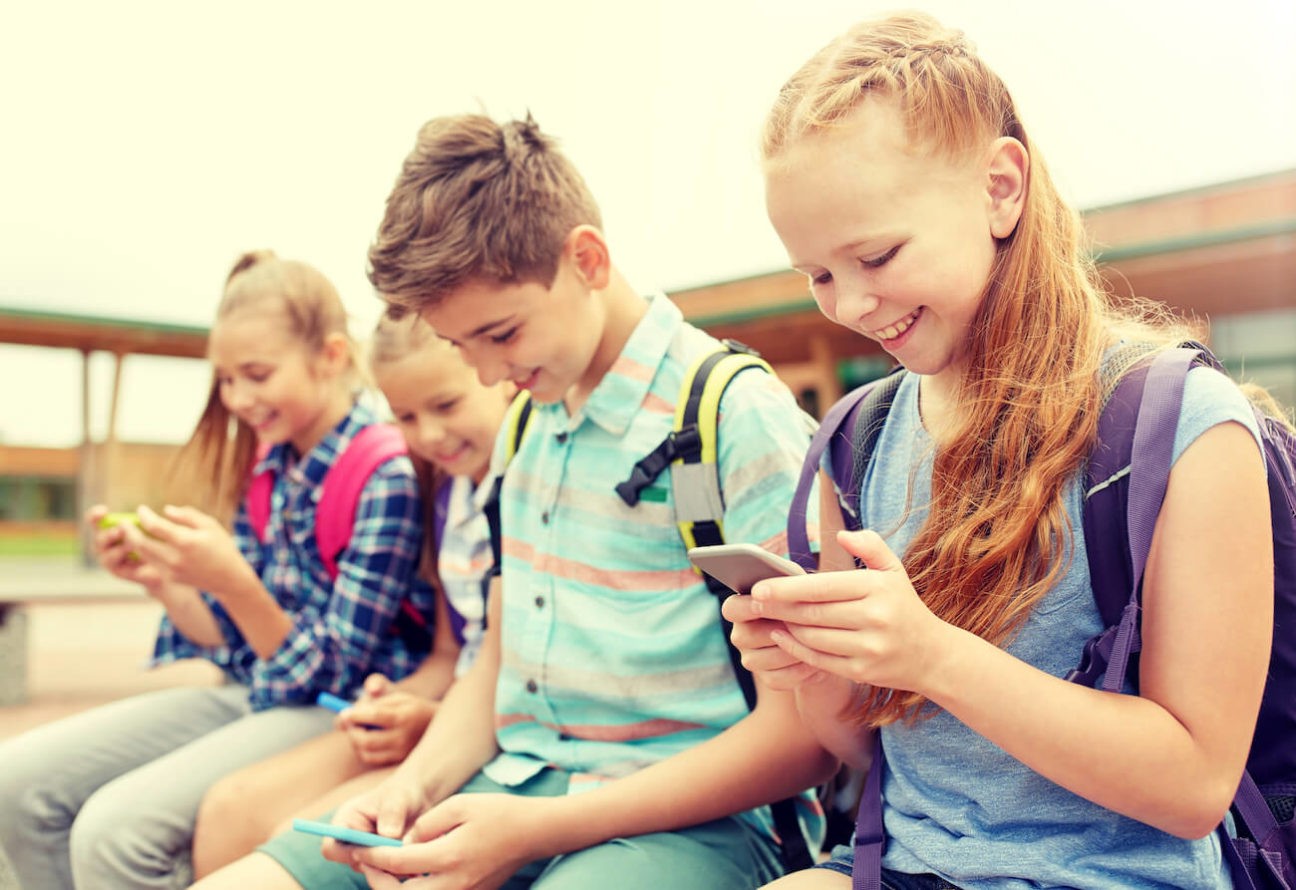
687;542;805;595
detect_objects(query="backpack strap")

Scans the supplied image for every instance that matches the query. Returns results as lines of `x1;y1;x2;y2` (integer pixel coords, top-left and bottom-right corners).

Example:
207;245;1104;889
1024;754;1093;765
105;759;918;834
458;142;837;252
1073;343;1296;885
852;733;886;890
673;344;774;552
773;368;904;890
1070;345;1209;688
616;340;817;872
484;391;535;578
613;341;773;693
612;340;773;617
787;367;905;571
613;341;772;542
502;392;534;464
315;424;409;581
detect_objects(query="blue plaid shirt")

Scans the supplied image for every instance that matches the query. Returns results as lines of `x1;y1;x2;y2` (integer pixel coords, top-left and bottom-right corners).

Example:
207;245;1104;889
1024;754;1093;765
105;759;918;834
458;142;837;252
152;403;433;711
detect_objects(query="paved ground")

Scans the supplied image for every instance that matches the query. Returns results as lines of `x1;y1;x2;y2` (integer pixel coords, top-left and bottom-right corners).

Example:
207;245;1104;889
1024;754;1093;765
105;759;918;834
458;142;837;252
0;560;221;888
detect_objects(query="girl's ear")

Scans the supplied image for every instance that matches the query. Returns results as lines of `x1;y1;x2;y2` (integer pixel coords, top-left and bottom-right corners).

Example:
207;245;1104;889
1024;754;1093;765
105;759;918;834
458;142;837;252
564;225;611;290
986;137;1029;240
318;332;353;378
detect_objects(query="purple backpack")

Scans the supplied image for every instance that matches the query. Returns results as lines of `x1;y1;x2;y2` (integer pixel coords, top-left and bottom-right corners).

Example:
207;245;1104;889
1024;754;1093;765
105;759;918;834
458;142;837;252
787;344;1296;890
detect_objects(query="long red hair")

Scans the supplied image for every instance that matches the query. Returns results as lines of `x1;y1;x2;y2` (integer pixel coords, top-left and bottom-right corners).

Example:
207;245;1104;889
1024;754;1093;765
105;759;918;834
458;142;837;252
763;13;1201;726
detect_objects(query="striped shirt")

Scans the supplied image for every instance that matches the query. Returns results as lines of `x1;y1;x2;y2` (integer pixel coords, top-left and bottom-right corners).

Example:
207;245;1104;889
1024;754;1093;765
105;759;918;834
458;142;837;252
484;293;823;845
438;473;493;676
152;402;432;711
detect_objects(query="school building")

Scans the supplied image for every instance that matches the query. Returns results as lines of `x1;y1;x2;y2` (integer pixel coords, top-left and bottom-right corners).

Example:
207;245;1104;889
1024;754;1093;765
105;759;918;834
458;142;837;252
0;314;206;552
1;168;1293;554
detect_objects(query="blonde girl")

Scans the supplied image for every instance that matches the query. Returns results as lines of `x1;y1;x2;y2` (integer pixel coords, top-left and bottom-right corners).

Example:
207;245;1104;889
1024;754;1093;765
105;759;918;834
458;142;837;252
188;309;515;890
0;251;431;890
725;13;1273;890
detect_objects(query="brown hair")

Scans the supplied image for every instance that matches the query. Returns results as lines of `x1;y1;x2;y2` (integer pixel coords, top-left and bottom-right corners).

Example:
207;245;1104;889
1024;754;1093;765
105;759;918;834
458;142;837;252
763;13;1204;726
368;307;450;586
168;250;359;522
367;113;603;312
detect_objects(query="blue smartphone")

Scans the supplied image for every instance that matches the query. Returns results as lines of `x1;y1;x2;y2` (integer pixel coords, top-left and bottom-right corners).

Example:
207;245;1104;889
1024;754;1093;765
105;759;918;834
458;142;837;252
315;692;382;730
291;818;403;848
316;692;354;713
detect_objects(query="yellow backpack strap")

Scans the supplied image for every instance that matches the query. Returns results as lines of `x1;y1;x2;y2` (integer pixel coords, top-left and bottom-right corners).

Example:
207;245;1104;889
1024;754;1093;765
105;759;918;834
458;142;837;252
613;340;772;551
485;391;534;576
502;391;533;463
670;345;772;551
617;342;813;872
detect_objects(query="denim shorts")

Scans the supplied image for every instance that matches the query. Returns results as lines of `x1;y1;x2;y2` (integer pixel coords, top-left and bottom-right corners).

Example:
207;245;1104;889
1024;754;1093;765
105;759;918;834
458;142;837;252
816;842;960;890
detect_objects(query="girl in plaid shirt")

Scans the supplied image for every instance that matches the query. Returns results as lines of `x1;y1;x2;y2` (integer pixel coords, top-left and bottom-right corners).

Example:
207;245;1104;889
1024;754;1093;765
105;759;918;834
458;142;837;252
188;309;515;882
0;251;431;890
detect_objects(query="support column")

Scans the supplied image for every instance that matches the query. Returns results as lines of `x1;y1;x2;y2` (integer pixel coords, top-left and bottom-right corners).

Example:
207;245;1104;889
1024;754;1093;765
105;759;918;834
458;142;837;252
810;334;842;410
78;349;94;566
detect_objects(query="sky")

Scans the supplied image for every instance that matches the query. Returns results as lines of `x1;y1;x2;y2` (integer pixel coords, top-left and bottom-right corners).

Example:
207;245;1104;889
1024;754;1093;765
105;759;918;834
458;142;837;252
2;0;1294;448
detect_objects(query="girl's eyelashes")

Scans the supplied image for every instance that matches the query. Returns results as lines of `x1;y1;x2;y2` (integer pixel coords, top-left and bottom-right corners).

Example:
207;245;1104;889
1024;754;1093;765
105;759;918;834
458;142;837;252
216;369;270;386
803;244;901;284
861;244;901;269
433;397;461;414
489;327;519;345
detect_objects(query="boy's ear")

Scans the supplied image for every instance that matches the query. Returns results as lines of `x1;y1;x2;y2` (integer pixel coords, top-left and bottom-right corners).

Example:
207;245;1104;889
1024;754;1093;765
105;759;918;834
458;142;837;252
985;137;1028;240
564;225;611;290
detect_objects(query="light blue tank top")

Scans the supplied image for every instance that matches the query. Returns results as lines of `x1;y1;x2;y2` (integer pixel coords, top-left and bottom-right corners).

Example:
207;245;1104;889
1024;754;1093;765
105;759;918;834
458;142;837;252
863;368;1261;890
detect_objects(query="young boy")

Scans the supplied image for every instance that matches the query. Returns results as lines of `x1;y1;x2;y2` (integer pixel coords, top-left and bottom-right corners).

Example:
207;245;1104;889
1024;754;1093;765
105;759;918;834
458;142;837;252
296;114;833;890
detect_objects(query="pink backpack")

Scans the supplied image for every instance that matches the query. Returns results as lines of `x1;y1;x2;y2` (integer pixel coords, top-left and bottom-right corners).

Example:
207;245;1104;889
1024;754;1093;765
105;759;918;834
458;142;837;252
245;424;432;646
246;424;408;578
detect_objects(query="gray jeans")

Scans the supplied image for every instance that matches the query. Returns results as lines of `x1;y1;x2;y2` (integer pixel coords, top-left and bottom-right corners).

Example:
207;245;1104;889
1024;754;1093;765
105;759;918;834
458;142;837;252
0;683;334;890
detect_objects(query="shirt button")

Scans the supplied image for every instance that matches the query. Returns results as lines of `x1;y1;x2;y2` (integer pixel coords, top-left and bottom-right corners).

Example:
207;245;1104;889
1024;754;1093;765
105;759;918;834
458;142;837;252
526;679;539;694
556;432;568;444
541;511;550;524
534;595;545;608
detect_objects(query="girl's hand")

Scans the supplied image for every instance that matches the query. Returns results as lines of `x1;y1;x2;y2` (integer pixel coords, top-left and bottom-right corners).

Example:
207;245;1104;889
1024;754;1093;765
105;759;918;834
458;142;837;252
343;674;438;766
85;504;168;593
127;504;255;598
752;529;950;694
352;793;546;890
720;593;822;690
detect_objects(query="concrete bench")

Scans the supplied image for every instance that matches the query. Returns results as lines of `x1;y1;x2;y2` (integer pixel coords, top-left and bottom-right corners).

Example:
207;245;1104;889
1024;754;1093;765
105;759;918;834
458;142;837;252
0;563;146;707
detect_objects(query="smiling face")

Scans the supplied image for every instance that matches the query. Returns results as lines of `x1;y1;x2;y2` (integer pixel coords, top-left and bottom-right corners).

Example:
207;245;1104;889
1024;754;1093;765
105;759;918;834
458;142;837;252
374;342;512;483
418;253;607;407
764;96;1007;387
207;304;348;454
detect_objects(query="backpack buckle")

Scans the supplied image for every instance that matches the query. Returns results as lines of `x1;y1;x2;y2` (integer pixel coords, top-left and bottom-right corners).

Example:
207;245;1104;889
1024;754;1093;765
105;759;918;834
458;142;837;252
720;338;759;357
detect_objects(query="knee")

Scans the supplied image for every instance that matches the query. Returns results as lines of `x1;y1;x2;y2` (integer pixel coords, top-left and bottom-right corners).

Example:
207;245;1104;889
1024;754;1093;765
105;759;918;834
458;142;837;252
69;782;183;882
0;740;75;844
67;786;126;872
196;769;273;843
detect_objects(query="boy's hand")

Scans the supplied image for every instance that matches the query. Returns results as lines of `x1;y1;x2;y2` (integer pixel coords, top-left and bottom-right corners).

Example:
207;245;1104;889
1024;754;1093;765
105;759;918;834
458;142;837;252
321;780;431;870
353;793;546;889
128;504;254;598
751;529;946;694
343;675;438;765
